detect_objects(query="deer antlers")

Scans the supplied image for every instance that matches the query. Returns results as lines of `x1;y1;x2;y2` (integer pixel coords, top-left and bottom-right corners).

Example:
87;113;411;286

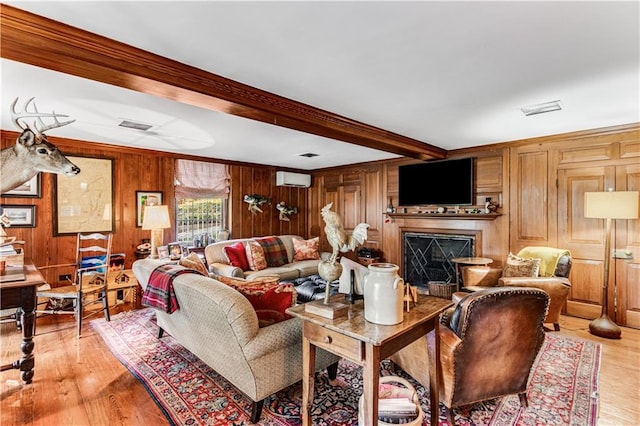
11;97;75;135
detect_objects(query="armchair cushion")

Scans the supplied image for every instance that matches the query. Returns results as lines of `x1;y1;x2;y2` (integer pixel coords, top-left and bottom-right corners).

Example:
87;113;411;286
503;252;540;277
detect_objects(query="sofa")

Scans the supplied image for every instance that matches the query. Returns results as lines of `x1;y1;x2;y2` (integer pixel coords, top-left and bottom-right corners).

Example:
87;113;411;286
204;235;329;280
132;258;340;423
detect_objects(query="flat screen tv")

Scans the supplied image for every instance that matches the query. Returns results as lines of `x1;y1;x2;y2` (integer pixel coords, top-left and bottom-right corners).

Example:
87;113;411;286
398;157;474;206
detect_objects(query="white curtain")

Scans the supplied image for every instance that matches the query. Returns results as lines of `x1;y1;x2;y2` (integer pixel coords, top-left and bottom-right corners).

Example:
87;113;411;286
174;159;230;199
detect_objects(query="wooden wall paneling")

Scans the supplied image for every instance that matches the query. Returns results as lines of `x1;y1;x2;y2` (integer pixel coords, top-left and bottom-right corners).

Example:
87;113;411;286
358;167;382;252
616;162;640;327
509;147;556;249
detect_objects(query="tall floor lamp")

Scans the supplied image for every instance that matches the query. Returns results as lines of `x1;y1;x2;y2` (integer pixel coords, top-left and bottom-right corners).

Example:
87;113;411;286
584;189;639;339
142;205;172;259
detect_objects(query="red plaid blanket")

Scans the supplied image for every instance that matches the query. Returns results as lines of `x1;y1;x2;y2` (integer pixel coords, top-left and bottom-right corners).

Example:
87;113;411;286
142;264;201;313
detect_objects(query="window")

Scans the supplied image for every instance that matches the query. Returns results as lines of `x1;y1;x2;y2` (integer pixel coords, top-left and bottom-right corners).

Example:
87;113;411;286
175;197;226;245
174;159;230;246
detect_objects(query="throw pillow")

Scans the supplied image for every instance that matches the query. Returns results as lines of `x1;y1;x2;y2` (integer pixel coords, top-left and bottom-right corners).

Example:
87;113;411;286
224;241;250;271
292;237;320;261
179;253;208;276
214;275;297;327
245;240;268;271
503;252;541;277
255;236;289;267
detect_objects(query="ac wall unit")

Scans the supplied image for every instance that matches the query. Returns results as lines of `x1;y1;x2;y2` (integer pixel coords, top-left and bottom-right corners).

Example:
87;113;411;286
276;171;311;188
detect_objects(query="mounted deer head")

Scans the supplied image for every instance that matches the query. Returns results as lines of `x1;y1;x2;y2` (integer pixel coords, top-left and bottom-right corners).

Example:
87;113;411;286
1;97;80;193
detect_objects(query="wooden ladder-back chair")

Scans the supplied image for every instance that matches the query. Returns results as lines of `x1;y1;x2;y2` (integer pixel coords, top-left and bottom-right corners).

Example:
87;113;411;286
36;232;112;337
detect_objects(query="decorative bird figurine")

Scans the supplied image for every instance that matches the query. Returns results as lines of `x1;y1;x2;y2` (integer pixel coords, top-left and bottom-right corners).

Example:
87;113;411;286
276;201;297;221
243;194;271;214
320;202;369;264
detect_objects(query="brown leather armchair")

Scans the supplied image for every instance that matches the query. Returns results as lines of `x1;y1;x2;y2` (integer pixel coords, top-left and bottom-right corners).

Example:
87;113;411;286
459;247;571;331
428;287;549;425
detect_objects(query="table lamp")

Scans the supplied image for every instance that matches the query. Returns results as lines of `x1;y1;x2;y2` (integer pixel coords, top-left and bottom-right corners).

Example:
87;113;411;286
141;205;171;259
584;189;639;339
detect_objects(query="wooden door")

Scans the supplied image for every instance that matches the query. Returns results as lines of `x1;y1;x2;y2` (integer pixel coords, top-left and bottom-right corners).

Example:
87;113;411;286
558;165;618;321
616;162;640;328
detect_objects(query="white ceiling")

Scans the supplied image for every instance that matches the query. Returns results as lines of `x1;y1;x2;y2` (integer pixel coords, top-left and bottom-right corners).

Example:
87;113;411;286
2;1;638;170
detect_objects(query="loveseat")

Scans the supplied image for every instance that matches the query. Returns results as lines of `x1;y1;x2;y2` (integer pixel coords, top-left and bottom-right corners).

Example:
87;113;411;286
132;258;340;423
204;235;328;280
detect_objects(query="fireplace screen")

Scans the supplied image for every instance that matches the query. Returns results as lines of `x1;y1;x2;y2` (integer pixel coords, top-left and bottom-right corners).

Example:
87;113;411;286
403;232;475;288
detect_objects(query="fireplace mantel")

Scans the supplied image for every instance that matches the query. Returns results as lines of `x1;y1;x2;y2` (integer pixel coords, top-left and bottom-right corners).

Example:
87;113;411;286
388;212;501;220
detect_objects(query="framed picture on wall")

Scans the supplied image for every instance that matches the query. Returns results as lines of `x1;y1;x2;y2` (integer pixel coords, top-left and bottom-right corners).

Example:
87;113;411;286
53;156;114;236
0;205;36;227
1;174;41;198
136;191;163;227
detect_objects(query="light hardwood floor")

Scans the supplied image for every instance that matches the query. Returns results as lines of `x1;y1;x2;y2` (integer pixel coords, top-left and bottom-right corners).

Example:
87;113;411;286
1;308;639;425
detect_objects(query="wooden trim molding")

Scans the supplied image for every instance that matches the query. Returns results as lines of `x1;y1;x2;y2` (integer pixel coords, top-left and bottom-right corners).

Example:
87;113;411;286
0;4;446;161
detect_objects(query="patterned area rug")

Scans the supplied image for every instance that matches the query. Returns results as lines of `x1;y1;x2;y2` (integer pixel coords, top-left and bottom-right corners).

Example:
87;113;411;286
91;309;601;425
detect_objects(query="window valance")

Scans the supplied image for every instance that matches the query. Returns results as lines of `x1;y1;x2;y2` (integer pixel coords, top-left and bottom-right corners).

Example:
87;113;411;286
174;159;230;199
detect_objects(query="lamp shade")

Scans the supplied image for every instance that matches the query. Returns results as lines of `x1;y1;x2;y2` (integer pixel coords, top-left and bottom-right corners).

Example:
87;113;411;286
584;191;639;219
142;205;171;230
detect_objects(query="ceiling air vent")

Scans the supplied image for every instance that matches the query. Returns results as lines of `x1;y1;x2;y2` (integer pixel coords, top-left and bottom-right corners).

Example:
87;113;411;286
118;119;153;131
520;100;562;116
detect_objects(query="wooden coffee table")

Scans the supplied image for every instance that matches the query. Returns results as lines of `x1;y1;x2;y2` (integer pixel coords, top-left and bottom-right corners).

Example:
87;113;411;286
287;295;453;426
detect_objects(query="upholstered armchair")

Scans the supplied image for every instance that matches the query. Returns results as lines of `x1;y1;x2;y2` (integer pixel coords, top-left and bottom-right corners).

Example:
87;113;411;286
460;246;571;331
428;287;549;425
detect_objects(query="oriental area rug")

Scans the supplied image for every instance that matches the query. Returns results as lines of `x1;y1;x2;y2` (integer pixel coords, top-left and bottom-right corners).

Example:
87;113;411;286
92;309;601;426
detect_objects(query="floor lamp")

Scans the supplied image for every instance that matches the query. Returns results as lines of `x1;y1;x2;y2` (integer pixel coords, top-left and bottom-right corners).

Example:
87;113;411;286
584;189;639;339
142;205;171;259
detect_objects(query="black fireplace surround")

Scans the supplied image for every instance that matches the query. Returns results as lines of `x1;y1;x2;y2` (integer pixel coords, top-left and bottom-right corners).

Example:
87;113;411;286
402;232;475;288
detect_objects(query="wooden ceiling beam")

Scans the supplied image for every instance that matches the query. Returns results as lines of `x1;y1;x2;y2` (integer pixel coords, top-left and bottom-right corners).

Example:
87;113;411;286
1;5;446;160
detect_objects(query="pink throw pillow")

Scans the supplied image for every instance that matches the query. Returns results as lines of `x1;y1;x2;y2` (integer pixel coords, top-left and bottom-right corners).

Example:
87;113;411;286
223;242;250;271
245;240;267;271
293;237;320;261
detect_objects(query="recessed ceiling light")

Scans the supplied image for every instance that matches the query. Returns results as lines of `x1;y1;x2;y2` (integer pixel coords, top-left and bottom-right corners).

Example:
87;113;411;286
118;119;153;131
521;100;562;116
299;153;319;158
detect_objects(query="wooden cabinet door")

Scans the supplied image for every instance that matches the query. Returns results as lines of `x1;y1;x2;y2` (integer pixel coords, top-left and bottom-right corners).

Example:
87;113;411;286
558;165;616;321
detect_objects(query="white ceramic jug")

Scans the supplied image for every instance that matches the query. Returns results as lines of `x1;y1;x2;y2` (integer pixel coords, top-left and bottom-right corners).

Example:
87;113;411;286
363;263;405;325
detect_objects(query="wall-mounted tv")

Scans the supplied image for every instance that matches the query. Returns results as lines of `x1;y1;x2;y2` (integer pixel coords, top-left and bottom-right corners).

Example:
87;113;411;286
398;157;474;206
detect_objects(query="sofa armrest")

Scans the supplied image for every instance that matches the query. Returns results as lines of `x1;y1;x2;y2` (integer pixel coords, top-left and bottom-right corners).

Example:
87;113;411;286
209;262;244;278
242;317;302;361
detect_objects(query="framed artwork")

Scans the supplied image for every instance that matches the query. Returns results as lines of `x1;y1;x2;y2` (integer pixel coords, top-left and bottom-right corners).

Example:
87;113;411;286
0;205;36;227
1;174;41;198
136;191;163;227
157;245;169;259
53;156;114;236
168;242;184;260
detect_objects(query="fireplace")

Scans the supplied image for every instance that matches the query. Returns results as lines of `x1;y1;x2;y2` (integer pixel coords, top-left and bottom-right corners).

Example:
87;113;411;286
402;231;477;288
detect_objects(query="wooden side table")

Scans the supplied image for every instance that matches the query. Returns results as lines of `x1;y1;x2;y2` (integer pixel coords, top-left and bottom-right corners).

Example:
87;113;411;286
287;295;453;426
451;257;493;291
0;260;45;384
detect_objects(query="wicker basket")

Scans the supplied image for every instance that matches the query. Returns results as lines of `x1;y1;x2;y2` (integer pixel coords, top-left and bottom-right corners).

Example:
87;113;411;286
428;281;455;299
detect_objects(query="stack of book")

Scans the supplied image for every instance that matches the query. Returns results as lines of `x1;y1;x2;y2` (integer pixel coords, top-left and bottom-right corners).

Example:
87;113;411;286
0;240;25;266
378;398;419;424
